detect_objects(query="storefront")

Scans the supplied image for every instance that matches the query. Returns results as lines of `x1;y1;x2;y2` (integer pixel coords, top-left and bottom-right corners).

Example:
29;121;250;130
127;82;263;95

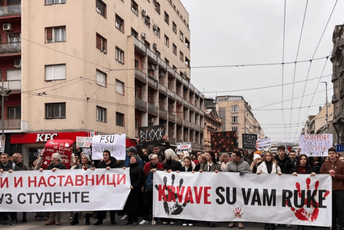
10;131;92;168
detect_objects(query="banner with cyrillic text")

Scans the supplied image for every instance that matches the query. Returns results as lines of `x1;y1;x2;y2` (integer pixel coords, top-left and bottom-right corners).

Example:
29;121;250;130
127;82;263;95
153;172;332;227
92;134;126;160
0;168;130;212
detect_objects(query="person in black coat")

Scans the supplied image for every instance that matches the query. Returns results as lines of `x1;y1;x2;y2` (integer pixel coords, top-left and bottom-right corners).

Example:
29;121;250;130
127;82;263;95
275;145;293;174
180;156;195;227
94;150;120;225
123;155;144;225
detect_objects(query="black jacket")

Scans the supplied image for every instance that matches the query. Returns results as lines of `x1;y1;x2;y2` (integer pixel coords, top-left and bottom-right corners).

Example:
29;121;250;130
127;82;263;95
291;164;315;174
96;157;119;169
15;162;27;171
0;161;19;171
181;165;193;172
47;162;67;170
163;159;182;171
275;155;292;174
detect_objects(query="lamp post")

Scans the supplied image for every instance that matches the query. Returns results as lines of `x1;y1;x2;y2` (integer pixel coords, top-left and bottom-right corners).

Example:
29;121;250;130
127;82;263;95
321;81;328;133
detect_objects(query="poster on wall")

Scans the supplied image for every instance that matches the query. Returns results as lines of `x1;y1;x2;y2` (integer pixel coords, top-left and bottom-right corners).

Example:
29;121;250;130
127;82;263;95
211;131;238;153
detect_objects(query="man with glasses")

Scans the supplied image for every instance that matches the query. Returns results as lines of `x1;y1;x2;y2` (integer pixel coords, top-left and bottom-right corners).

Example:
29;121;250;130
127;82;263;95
139;154;164;225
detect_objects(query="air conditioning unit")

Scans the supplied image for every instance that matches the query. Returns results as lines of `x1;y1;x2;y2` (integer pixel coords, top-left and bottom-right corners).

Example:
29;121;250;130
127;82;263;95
153;43;158;50
142;9;147;17
153;24;158;31
141;32;146;39
3;23;12;31
14;58;21;68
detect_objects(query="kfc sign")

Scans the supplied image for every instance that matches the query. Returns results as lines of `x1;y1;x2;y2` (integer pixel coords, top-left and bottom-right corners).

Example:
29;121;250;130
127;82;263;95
36;133;58;142
10;132;91;144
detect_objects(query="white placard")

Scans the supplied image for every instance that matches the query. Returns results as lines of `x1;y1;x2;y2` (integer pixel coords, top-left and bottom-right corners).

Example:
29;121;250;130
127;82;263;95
257;138;271;150
299;134;333;156
0;169;130;212
153;172;332;227
177;142;192;152
91;134;126;160
76;136;92;147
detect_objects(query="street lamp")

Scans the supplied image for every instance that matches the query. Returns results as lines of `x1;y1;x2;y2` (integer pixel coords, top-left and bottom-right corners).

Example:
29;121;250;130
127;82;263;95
321;81;328;133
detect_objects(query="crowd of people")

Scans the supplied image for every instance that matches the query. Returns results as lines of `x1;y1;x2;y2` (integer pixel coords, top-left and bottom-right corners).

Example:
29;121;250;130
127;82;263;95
0;137;344;230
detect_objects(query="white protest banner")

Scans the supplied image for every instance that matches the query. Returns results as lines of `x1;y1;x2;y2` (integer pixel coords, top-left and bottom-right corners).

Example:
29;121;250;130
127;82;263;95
177;142;192;153
0;168;130;212
257;138;271;150
92;134;126;160
153;172;332;227
76;136;92;147
299;134;332;157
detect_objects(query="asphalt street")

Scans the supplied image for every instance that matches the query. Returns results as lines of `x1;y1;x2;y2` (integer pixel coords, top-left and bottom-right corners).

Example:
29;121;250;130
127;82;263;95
0;212;330;230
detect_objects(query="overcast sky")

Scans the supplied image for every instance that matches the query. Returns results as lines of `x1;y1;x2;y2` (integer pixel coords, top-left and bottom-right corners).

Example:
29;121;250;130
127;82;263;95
180;0;344;143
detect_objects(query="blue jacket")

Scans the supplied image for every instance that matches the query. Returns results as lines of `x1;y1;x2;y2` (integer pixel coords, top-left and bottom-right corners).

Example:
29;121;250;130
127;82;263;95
124;154;143;168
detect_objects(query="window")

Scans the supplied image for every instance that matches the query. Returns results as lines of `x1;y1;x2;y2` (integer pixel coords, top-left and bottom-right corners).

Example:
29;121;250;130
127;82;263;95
185;37;190;49
164;35;169;47
165;58;169;67
131;0;138;15
116;112;125;126
8;106;20;119
145;15;150;28
231;116;238;123
96;106;107;122
131;28;138;38
116;47;124;64
172;65;177;71
154;1;160;14
172;21;177;33
116;79;124;95
179;31;183;41
45;64;66;81
153;25;160;37
172;43;177;55
185;57;190;67
231;126;238;132
45;0;66;5
8;0;21;4
180;51;183;62
45;26;66;43
96;33;107;53
115;14;124;32
96;70;107;87
46;103;66;119
164;11;169;24
231;105;239;113
96;0;106;18
7;69;21;80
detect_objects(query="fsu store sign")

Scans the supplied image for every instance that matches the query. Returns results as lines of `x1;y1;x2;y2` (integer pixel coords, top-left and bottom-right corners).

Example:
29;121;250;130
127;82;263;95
10;132;91;144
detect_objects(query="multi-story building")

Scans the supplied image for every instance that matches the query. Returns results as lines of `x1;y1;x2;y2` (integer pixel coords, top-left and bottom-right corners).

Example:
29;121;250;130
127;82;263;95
331;24;344;145
204;108;222;152
215;95;264;148
0;0;204;166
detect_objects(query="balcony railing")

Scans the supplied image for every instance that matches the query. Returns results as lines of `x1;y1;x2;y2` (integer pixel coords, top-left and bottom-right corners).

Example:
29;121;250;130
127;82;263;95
135;98;147;112
159;109;167;119
3;80;21;90
175;73;182;82
148;76;158;89
158;84;167;94
147;49;157;63
167;89;175;98
148;103;158;115
0;42;21;54
176;116;183;125
158;58;167;70
134;37;146;55
167;67;174;76
182;78;188;86
0;119;21;130
0;4;21;17
168;113;175;122
135;69;147;83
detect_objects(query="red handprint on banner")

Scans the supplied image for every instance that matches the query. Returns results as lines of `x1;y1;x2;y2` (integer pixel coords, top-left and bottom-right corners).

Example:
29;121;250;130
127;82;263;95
233;207;244;218
286;178;330;222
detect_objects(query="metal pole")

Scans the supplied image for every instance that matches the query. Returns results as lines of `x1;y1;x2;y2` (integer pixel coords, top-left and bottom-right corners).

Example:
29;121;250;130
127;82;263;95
1;79;4;152
321;81;328;133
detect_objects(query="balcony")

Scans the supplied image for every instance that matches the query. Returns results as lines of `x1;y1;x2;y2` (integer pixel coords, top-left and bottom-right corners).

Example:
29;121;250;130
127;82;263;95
158;84;167;94
0;119;21;130
159;109;167;119
167;67;174;76
148;103;158;116
169;137;176;145
189;84;195;92
158;58;167;70
135;98;147;112
168;113;175;122
135;69;147;83
182;78;188;86
4;80;21;90
148;76;158;89
134;37;146;55
167;89;175;99
175;73;182;82
0;42;21;54
184;120;189;128
0;4;21;17
175;94;183;103
176;116;183;125
147;49;157;63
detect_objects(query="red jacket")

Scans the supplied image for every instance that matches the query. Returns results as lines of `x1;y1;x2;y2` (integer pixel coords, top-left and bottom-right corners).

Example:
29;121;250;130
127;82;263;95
143;162;164;177
320;158;344;191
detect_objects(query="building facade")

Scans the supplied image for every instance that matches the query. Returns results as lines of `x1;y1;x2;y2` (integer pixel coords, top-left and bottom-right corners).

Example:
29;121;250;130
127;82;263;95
204;108;222;152
215;95;264;149
331;24;344;145
0;0;204;166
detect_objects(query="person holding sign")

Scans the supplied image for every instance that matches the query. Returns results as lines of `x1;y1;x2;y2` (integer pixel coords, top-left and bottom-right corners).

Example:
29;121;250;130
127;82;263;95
94;150;120;225
40;153;67;226
320;147;344;230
